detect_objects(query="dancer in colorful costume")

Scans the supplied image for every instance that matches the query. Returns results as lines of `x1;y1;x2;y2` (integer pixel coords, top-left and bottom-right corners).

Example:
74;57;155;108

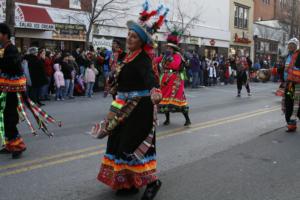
236;56;251;97
155;28;191;126
282;38;300;132
92;2;168;199
0;23;60;159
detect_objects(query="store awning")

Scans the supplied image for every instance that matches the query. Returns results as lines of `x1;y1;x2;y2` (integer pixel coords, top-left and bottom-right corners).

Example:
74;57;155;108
15;5;55;31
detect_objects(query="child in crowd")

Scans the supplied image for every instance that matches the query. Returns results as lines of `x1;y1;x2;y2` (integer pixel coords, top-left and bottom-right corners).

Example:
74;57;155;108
53;63;65;101
208;63;217;86
84;62;99;98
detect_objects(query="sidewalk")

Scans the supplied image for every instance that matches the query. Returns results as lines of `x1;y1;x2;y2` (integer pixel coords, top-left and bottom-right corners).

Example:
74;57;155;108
157;128;300;200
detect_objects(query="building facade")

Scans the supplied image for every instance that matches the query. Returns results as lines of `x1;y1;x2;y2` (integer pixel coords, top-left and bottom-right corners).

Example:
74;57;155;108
254;21;283;64
92;0;231;58
229;0;254;60
254;0;276;21
0;0;91;51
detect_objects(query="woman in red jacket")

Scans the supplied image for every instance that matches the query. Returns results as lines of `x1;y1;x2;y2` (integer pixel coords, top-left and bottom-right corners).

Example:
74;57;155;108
41;51;54;100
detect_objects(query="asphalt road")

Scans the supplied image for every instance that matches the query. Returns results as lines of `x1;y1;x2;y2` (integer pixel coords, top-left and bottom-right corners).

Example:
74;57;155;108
0;82;293;200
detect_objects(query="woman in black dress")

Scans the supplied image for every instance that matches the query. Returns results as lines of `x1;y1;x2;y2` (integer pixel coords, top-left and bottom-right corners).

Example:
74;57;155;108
95;2;169;200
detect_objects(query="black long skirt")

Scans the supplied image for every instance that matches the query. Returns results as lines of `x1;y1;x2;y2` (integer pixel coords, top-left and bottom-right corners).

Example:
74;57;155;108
97;97;157;190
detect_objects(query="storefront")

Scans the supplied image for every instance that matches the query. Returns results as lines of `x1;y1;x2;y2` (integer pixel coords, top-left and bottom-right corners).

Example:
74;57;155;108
200;39;229;58
15;4;55;51
254;38;279;65
229;32;253;58
14;3;87;51
51;23;86;50
229;45;251;57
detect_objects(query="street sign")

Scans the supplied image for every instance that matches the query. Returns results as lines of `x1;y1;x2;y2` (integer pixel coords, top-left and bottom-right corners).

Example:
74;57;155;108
210;39;216;46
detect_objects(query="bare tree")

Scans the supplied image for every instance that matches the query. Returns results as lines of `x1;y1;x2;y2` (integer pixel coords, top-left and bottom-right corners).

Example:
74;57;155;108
167;0;202;42
277;0;300;38
82;0;129;50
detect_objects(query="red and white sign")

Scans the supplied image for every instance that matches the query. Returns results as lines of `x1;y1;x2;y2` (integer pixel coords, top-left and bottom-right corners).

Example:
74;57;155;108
15;5;55;31
210;39;216;46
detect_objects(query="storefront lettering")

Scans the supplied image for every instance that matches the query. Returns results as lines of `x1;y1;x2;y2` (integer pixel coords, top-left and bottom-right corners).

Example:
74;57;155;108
93;37;113;50
16;21;55;31
52;23;86;41
234;33;251;44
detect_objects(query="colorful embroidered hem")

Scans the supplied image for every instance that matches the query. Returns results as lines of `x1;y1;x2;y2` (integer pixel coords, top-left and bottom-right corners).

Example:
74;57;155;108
0;74;26;92
98;154;157;190
5;137;26;152
158;98;189;113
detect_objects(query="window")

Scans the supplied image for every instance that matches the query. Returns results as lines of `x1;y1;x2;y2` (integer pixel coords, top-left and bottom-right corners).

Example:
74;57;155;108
38;0;51;5
234;4;249;29
262;0;270;4
70;0;81;9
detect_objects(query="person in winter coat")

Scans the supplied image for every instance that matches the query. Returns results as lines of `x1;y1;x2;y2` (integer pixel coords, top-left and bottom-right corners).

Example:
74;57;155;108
236;56;251;97
53;63;65;101
21;57;31;93
61;53;75;99
84;62;99;98
208;62;217;86
40;51;53;100
190;53;201;88
26;47;48;106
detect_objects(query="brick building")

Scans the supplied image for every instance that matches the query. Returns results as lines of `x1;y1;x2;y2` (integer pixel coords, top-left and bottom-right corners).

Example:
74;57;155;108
1;0;91;51
254;0;276;21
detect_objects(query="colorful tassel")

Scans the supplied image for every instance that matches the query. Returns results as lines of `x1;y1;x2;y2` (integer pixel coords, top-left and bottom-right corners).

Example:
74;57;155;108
0;93;6;146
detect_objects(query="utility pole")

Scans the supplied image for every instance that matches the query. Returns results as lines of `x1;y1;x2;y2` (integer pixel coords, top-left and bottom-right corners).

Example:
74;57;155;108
290;0;297;38
5;0;15;43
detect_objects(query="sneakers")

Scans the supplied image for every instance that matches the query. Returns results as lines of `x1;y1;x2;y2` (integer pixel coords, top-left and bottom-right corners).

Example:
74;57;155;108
236;93;241;97
248;93;252;96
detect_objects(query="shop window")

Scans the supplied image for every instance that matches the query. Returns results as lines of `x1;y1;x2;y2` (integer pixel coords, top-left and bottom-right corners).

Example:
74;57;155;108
70;0;81;9
234;4;249;29
38;0;51;5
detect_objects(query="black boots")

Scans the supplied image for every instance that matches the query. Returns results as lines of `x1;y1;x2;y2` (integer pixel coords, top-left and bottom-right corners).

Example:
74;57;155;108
0;148;25;159
141;180;162;200
183;112;191;126
116;187;139;196
163;113;170;126
164;112;191;126
12;150;24;159
115;180;162;200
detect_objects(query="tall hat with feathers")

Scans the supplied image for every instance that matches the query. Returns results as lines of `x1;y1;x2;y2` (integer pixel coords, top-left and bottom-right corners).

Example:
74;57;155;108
165;21;184;50
126;0;169;49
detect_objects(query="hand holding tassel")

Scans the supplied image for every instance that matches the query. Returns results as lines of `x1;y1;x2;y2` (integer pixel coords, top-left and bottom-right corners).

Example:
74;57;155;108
91;120;111;139
151;88;162;105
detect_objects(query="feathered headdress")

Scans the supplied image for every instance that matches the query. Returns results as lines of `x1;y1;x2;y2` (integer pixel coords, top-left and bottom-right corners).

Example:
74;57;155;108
127;0;169;47
165;20;184;50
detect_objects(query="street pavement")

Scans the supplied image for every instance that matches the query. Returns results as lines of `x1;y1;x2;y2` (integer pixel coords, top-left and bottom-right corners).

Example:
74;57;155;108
0;82;296;200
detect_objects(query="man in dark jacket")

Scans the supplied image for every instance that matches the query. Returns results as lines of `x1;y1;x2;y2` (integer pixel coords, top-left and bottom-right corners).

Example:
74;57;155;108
190;53;201;88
